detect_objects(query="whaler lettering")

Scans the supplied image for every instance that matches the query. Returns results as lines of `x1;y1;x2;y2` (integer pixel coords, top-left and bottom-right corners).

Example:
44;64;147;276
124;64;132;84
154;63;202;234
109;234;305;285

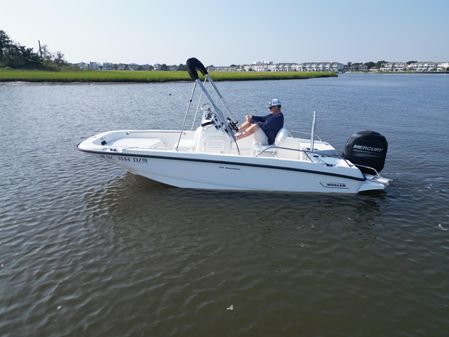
321;182;348;189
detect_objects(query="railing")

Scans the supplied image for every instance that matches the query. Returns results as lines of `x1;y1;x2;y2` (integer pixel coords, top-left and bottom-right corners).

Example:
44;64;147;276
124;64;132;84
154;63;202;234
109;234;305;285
288;130;322;141
255;145;315;161
341;159;381;178
255;147;379;176
352;163;380;177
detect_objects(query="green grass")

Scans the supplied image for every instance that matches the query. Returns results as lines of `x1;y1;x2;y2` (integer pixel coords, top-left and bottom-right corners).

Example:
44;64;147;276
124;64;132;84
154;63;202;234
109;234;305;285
0;69;336;82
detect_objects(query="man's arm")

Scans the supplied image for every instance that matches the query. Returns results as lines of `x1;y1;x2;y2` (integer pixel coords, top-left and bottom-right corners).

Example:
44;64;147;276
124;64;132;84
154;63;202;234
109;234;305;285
251;115;267;123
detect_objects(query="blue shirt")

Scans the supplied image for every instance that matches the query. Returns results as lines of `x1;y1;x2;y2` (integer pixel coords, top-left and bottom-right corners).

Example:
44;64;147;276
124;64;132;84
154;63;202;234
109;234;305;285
252;113;284;145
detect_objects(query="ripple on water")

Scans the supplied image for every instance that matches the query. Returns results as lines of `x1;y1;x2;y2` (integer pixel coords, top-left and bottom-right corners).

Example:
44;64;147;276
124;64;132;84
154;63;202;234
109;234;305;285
1;78;449;337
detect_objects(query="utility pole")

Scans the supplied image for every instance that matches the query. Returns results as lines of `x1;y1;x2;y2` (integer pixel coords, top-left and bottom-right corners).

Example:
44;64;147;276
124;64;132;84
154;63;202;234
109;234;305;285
38;40;42;57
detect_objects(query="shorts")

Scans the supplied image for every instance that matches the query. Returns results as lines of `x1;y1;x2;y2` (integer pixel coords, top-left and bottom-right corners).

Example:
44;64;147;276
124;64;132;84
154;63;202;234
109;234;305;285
254;126;268;145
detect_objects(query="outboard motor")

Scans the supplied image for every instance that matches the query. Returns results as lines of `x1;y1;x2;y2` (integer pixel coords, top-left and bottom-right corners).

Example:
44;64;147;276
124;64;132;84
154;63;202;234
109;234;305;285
343;131;388;174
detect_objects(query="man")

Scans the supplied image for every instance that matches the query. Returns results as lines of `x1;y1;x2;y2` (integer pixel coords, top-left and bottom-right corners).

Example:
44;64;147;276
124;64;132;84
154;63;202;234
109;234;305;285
235;98;284;145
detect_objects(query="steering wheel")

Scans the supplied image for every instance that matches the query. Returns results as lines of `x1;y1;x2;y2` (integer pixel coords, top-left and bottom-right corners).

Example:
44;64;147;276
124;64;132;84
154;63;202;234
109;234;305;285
227;118;239;132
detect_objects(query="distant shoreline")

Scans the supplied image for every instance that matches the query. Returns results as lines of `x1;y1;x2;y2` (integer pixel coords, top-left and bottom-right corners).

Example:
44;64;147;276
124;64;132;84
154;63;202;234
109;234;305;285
0;69;337;83
345;71;449;74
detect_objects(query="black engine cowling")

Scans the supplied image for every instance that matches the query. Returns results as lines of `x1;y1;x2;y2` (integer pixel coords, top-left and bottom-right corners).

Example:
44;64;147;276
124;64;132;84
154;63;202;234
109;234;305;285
343;131;388;174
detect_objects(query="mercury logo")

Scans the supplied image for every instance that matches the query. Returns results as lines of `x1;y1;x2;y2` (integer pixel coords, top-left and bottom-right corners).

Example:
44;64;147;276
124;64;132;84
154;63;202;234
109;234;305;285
353;144;383;153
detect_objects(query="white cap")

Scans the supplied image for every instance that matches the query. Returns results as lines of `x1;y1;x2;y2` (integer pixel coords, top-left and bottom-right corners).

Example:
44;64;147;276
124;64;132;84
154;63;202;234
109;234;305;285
268;98;281;108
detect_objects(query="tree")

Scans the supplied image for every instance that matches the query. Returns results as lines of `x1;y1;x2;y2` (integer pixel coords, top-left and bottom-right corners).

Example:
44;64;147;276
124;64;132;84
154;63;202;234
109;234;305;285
0;30;13;66
53;51;66;65
406;60;417;65
375;60;387;69
0;30;12;59
160;64;168;71
364;61;375;69
0;30;66;69
39;44;53;62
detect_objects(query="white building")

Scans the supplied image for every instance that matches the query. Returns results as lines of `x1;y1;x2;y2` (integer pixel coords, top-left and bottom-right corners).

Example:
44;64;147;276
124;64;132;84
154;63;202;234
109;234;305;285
89;62;101;70
102;62;114;70
380;62;407;72
251;61;273;72
117;63;127;70
411;62;437;72
298;62;346;72
377;61;449;72
127;63;140;71
140;64;152;71
275;63;297;71
437;62;449;71
73;62;88;70
209;65;240;72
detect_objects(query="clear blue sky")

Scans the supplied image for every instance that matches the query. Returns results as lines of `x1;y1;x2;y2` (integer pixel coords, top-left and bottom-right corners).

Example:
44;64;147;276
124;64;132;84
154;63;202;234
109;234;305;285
1;0;448;65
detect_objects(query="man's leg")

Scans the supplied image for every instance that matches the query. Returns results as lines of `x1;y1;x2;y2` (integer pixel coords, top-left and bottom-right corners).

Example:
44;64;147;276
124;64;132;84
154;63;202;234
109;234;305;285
238;120;252;132
236;124;259;141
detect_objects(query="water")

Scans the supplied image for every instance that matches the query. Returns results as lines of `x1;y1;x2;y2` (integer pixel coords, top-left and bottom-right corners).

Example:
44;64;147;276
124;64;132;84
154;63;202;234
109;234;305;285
1;74;448;337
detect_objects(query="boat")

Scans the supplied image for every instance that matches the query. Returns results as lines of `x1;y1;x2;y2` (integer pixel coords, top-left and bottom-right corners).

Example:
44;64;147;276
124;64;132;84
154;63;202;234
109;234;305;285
78;57;391;194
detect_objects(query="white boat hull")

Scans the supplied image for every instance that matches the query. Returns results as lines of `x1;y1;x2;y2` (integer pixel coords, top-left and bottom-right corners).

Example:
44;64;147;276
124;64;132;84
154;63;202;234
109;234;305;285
103;154;371;193
78;130;389;194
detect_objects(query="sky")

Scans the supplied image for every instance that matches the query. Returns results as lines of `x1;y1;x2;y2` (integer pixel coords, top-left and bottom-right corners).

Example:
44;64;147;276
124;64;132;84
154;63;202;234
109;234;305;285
1;0;448;65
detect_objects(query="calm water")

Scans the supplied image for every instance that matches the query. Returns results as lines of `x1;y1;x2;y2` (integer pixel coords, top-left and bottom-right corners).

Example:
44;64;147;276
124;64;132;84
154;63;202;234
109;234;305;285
1;74;448;337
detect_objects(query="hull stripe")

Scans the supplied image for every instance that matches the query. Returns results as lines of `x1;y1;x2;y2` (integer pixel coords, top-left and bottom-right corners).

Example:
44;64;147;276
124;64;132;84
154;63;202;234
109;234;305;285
79;148;366;182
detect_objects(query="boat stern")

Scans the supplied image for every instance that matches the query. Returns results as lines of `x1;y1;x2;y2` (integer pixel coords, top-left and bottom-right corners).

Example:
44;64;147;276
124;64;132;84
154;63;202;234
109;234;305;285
358;174;392;192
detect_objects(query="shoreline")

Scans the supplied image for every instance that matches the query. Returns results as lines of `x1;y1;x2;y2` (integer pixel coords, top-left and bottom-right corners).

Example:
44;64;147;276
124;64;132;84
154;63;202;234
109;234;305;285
0;69;337;83
345;71;449;74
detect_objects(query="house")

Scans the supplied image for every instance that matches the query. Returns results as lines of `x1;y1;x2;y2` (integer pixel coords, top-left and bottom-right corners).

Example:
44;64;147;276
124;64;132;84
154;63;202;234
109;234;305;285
102;62;114;70
414;62;438;72
127;63;140;71
276;63;297;72
329;62;347;72
140;64;152;71
242;64;253;71
437;62;449;72
252;61;273;72
380;62;407;72
117;63;128;70
89;62;101;70
297;62;347;72
209;65;239;72
73;62;88;70
349;63;368;72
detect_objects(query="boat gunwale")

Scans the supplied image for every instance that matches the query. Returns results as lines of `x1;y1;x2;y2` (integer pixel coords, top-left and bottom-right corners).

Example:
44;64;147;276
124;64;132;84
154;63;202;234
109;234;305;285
78;146;367;182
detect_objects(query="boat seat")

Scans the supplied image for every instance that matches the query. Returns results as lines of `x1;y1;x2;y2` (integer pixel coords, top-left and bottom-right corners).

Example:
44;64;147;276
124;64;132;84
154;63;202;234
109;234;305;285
174;128;202;151
253;127;289;156
175;138;195;151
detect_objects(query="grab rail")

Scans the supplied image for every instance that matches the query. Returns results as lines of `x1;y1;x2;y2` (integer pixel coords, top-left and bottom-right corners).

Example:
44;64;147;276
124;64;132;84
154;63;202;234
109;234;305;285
353;163;380;177
255;145;314;161
288;130;323;142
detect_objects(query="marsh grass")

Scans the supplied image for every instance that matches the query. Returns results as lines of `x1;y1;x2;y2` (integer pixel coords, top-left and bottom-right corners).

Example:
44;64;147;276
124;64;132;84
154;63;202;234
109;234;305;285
0;69;336;82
